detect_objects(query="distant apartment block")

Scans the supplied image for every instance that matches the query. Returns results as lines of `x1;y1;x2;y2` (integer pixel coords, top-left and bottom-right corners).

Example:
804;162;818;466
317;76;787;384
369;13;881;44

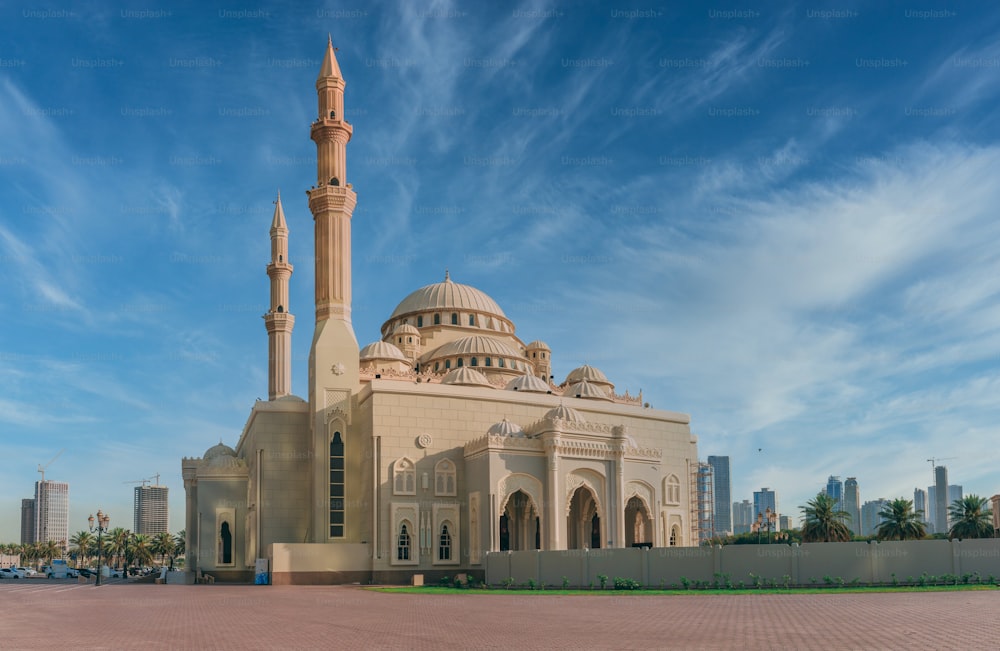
844;477;860;535
733;500;753;534
20;498;35;545
134;484;170;535
34;480;69;548
860;498;889;537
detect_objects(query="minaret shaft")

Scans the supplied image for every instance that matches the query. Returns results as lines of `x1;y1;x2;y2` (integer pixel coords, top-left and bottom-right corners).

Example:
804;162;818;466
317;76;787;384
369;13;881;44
264;194;294;400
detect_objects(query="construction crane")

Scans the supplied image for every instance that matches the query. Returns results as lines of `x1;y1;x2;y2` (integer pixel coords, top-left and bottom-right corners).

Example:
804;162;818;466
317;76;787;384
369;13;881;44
927;457;957;471
123;479;151;487
150;473;161;486
37;449;64;483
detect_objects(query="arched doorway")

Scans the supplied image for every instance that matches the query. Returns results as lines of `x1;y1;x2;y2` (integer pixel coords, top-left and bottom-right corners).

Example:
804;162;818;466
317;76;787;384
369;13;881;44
625;496;652;547
499;489;539;551
567;486;601;550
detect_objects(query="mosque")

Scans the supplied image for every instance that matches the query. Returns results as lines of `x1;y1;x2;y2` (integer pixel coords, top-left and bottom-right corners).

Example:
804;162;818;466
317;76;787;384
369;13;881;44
182;40;698;584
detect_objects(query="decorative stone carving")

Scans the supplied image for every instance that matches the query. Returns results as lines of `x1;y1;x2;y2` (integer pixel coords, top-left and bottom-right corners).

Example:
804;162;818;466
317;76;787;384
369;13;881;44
497;473;543;516
417;433;432;449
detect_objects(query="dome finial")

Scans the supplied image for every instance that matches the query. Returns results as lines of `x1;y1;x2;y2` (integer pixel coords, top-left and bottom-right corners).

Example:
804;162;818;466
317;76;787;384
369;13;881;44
444;269;451;282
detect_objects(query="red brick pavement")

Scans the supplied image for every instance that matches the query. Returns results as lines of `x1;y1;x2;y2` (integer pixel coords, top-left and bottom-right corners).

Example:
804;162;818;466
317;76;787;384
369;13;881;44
4;581;999;650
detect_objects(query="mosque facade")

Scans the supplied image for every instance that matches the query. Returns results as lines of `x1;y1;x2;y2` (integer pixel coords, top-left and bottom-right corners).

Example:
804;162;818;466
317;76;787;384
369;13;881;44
182;40;698;584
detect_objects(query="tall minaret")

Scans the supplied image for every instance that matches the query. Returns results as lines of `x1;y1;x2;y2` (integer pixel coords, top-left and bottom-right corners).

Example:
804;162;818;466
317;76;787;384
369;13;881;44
307;38;360;541
263;192;294;400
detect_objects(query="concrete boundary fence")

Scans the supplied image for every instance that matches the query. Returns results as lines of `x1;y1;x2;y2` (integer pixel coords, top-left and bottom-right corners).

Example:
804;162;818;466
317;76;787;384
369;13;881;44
485;539;1000;588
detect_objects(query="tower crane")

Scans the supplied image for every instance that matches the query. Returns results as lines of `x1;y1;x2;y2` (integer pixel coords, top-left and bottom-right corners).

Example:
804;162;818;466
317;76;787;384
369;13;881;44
37;449;64;483
123;479;151;487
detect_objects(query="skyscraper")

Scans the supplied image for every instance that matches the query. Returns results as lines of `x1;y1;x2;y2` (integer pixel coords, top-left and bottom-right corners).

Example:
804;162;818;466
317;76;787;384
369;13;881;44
753;488;778;521
947;484;963;528
825;476;844;510
934;466;948;535
733;500;753;534
34;480;69;549
844;477;860;535
134;484;170;535
914;488;928;525
707;456;732;536
20;498;35;545
861;498;889;537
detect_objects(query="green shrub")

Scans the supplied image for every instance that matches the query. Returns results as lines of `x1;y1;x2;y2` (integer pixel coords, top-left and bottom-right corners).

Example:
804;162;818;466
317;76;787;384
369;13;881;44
561;576;570;589
613;576;641;590
598;574;608;589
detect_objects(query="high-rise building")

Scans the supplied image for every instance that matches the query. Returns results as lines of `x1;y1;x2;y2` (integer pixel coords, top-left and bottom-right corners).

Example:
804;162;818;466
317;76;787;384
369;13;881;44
933;466;948;535
34;480;69;549
134;484;170;535
860;498;889;537
914;488;928;525
733;500;753;534
825;475;843;510
779;515;793;531
753;488;778;521
947;484;963;528
844;477;860;535
20;498;36;545
707;456;732;536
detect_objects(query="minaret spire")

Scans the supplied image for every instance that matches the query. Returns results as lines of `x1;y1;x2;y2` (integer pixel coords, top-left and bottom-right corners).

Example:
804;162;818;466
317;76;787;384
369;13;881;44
263;192;295;400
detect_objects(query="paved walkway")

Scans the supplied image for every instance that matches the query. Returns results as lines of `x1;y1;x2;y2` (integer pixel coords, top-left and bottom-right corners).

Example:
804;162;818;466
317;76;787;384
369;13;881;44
4;581;999;649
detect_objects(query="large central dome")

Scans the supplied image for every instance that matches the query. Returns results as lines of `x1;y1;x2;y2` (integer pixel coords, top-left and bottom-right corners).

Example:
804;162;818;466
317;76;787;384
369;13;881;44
389;271;506;320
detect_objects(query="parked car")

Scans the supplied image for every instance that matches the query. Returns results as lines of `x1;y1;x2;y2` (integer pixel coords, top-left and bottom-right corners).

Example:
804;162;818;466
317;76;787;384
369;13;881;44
0;568;20;579
78;568;94;578
17;567;35;577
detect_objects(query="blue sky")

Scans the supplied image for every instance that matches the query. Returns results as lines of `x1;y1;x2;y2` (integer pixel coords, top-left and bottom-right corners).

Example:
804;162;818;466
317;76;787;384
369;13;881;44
2;0;1000;541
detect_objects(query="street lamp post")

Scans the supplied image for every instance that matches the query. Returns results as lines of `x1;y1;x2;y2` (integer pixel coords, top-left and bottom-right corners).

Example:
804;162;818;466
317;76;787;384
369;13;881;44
88;510;110;587
752;507;778;544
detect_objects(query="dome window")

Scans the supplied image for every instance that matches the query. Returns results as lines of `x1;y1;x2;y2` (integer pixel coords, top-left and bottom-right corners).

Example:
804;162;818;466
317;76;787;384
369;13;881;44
451;313;458;325
498;359;505;368
434;362;440;372
485;357;492;367
470;357;478;367
417;316;423;327
407;337;412;343
468;314;475;326
434;314;441;325
457;358;464;368
445;360;451;370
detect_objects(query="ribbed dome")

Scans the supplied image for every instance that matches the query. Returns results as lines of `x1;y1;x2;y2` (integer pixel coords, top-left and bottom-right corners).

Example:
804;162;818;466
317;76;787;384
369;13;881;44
526;340;550;350
487;418;525;437
566;378;613;401
430;335;525;360
360;341;408;361
204;441;237;460
505;374;551;393
392;323;420;335
208;454;245;469
564;364;610;385
389;272;507;320
545;404;586;423
440;367;492;387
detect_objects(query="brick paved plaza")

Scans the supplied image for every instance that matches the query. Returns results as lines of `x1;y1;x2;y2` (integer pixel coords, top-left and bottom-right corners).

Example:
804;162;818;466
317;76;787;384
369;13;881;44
4;580;999;650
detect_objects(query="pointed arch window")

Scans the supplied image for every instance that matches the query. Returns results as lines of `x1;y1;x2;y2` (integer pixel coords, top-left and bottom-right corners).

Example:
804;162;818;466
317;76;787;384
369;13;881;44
434;459;457;497
665;475;681;505
485;357;492;367
451;313;458;325
470;357;478;367
438;524;452;561
329;431;345;538
397;523;411;561
498;358;505;368
468;314;475;326
445;360;451;370
457;358;464;368
393;458;416;496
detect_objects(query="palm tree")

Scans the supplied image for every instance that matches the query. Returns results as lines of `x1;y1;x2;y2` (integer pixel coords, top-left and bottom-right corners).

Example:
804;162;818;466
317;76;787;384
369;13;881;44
876;498;927;541
800;493;853;542
131;534;153;568
174;530;186;557
105;528;129;571
151;532;176;567
948;495;994;540
70;531;94;568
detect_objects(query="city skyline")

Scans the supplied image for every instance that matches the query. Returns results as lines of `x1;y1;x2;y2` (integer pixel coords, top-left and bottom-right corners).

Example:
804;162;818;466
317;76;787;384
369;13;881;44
3;3;1000;541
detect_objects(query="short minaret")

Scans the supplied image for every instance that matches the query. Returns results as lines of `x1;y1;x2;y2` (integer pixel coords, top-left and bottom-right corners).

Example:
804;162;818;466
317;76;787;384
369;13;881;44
263;192;295;400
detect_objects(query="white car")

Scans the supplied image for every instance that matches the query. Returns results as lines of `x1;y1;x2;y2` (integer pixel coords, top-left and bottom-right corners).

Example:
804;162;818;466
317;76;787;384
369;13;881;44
17;567;35;577
0;568;21;579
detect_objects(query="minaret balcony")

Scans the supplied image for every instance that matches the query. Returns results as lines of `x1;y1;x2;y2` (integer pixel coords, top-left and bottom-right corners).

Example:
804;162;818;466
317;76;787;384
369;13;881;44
307;184;357;214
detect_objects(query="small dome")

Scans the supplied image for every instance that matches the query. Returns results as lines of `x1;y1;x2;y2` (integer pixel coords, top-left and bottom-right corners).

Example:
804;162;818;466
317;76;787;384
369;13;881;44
564;364;609;385
440;367;492;387
487;418;525;437
505;374;551;393
526;340;550;350
204;441;237;460
392;323;420;336
545;404;586;423
208;454;245;469
566;378;613;401
360;341;408;362
430;335;525;360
